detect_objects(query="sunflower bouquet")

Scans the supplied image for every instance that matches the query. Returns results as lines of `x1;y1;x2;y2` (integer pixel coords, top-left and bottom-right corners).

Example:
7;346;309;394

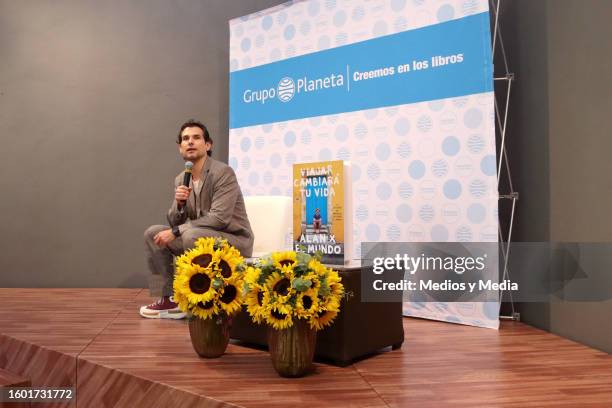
173;237;246;319
243;251;344;331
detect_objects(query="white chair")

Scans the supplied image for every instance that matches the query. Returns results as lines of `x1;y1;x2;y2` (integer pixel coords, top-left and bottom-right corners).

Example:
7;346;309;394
244;196;293;258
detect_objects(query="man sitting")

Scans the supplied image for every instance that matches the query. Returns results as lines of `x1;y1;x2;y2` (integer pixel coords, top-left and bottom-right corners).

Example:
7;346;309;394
140;119;253;319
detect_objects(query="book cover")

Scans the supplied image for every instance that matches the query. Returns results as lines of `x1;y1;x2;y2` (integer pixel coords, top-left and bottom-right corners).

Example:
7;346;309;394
293;160;352;265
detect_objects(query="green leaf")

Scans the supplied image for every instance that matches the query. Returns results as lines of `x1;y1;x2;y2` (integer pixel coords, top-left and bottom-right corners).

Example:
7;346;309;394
292;277;312;292
212;278;224;290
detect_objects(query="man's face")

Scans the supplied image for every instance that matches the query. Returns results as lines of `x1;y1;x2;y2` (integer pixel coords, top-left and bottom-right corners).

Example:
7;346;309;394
178;127;211;161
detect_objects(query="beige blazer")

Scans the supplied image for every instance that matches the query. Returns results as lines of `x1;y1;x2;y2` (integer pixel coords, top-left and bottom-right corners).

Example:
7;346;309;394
167;157;254;256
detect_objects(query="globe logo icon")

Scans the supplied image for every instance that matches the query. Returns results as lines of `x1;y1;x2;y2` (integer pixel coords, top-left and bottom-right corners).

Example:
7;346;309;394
277;77;295;102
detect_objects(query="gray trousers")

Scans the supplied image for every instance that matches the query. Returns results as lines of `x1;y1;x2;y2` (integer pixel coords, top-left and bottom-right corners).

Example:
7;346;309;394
144;224;243;297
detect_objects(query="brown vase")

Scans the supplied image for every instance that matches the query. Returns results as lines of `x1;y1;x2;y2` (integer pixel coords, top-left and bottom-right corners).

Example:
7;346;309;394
188;314;232;358
267;319;317;377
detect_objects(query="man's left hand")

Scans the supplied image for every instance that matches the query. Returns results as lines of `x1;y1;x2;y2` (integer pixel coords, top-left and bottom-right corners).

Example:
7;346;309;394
153;229;176;247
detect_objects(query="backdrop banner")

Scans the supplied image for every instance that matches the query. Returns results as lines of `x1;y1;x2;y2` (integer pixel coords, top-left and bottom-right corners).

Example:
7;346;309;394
229;0;499;329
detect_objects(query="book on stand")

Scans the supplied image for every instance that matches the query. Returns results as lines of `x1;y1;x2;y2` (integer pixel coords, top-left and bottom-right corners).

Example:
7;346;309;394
292;160;352;265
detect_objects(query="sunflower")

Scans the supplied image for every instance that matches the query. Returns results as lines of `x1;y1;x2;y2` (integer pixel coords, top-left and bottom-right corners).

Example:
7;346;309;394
295;288;319;318
218;280;243;315
271;251;298;269
245;286;270;324
214;244;244;279
308;259;329;277
194;237;217;254
177;243;217;270
264;270;294;303
244;266;262;287
172;286;191;314
309;309;338;330
266;306;294;330
191;297;220;320
318;292;341;313
173;264;217;305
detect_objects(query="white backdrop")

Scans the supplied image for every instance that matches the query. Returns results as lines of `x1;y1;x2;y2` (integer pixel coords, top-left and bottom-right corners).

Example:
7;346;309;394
229;0;499;329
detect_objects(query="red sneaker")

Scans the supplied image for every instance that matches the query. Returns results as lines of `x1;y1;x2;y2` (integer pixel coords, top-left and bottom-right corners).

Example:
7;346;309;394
139;296;186;319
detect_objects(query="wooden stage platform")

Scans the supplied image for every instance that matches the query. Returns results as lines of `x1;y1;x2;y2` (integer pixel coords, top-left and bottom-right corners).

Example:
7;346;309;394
1;289;611;407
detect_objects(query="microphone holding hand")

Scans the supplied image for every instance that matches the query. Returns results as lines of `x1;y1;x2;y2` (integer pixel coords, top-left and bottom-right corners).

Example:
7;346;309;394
175;161;193;209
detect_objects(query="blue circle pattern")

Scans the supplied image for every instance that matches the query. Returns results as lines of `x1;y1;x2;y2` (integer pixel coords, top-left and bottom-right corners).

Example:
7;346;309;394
397;142;412;158
284;131;296;147
456;226;473;242
437;4;455;22
335;125;348;141
376;143;391;161
284;25;296;40
366;224;381;241
354;123;368;139
376;182;392;200
241;157;251;170
398;182;414;198
483;301;499;320
469;179;487;198
481;155;497;176
240;137;251;152
301;130;312;144
417;115;433;132
254;136;264;149
277;12;288;25
263;171;273;184
335;33;348;45
443;179;462;199
396;204;412;223
468;135;485;153
431;159;449;177
356;205;369;221
367;164;381;180
352;165;361;182
409;160;426;179
262;15;273;30
333;10;347;27
352;6;365;20
337;147;351;160
229;157;238;170
431;225;449;241
285;152;296;165
241;38;251;52
464;108;483;129
442;136;460;156
467;203;486;223
419;204;435;222
387;225;401;241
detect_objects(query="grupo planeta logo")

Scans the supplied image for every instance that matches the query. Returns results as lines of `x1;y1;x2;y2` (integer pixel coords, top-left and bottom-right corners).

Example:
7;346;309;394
277;77;295;102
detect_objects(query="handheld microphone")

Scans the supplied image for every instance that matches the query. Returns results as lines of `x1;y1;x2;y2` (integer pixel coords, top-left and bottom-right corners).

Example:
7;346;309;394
180;161;194;207
183;161;194;187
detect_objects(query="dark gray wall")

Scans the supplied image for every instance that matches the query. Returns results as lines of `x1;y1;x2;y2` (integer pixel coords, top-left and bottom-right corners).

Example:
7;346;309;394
0;0;283;288
501;0;612;353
